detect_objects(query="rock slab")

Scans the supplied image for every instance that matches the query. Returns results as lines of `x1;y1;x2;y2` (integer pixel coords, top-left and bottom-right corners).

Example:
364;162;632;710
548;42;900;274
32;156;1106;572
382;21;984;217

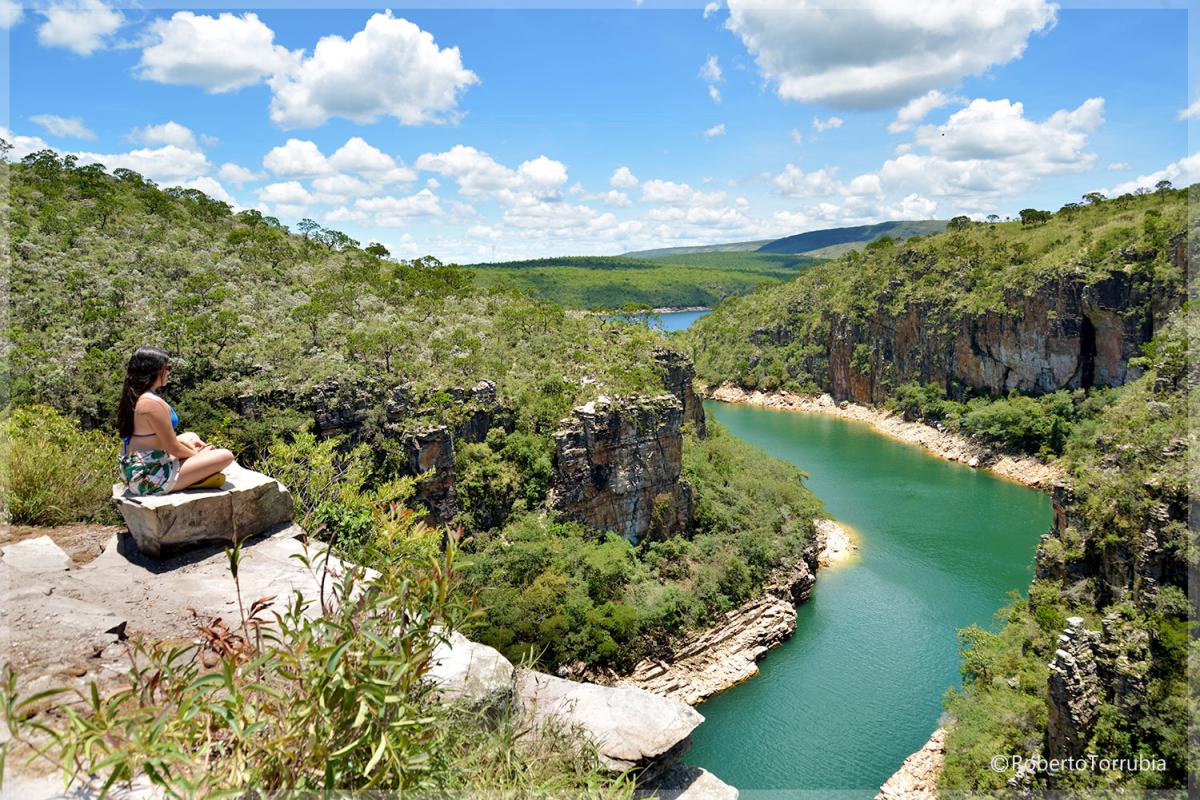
516;667;703;772
111;462;293;558
428;630;516;712
1;535;73;573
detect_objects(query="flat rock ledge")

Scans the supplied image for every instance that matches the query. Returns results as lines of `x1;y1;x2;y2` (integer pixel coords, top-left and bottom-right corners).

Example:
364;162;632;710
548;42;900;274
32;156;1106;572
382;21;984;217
516;668;704;774
4;523;736;799
875;727;946;800
111;462;293;558
586;557;816;705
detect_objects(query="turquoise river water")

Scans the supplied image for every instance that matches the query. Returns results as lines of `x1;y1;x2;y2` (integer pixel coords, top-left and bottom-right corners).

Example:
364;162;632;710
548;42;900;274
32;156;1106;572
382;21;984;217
684;400;1052;798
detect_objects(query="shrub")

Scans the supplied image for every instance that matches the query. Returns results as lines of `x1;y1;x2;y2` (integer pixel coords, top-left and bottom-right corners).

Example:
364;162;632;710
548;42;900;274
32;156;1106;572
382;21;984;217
0;405;119;525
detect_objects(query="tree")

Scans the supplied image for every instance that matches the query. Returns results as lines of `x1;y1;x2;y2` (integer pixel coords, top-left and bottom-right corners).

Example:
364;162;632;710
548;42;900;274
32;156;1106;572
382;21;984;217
1058;202;1081;220
1082;192;1106;205
948;215;972;230
297;218;321;239
365;242;390;258
986;214;1000;224
1018;208;1051;226
1154;179;1173;193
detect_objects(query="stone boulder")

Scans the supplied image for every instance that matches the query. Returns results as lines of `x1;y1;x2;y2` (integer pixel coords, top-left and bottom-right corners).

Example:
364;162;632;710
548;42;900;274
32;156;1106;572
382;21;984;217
428;630;516;713
111;462;293;558
516;667;703;773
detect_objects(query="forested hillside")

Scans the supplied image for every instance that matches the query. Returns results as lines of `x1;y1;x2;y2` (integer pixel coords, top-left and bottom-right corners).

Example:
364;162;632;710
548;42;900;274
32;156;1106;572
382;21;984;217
2;145;823;675
466;251;818;309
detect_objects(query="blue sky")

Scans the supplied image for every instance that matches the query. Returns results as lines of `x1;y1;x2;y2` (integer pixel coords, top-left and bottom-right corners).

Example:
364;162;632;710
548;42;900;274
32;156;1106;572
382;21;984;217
4;1;1196;262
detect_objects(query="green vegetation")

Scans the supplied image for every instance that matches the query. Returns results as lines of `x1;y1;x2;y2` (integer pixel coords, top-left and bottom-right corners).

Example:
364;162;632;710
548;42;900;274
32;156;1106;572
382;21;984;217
0;405;119;526
1;522;633;797
622;239;771;258
2;145;819;677
685;185;1190;452
940;314;1194;792
458;423;822;671
884;384;1116;458
466;252;819;309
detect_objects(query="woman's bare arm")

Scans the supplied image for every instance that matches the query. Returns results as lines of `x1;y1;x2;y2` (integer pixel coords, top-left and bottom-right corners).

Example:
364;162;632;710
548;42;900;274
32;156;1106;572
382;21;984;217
139;397;198;459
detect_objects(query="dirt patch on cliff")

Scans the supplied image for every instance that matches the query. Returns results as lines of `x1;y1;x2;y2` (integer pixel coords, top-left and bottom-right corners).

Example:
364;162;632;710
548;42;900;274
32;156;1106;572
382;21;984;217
706;385;1062;490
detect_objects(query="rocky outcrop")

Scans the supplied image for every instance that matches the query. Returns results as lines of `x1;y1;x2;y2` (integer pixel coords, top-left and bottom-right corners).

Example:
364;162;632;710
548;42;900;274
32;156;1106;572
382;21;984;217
587;539;820;704
1036;476;1188;610
1045;616;1103;760
655;347;707;436
4;514;737;798
551;395;693;542
310;378;513;523
516;668;703;775
875;727;945;800
111;462;293;558
822;268;1182;404
428;630;516;714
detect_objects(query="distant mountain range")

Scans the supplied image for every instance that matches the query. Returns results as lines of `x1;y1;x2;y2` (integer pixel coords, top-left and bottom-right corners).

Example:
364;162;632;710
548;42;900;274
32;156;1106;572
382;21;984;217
622;220;948;260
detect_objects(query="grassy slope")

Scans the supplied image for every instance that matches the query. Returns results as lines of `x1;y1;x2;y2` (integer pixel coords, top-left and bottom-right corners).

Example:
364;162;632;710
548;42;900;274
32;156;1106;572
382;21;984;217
467;251;819;309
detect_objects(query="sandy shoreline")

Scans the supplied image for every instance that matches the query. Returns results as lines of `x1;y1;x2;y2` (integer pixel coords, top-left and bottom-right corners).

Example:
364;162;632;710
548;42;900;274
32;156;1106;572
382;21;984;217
705;384;1061;490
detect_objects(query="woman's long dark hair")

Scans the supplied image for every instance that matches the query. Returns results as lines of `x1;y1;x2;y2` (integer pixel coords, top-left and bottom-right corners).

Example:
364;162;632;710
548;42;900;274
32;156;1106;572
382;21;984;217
117;346;171;439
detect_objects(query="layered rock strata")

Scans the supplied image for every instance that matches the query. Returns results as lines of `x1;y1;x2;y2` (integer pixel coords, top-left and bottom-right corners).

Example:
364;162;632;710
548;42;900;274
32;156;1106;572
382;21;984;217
654;347;707;436
821;266;1183;404
588;538;821;704
875;727;946;800
551;395;694;542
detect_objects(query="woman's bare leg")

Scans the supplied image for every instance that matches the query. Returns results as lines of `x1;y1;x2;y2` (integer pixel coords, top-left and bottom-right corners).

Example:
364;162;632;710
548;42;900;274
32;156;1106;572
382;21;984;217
174;448;234;490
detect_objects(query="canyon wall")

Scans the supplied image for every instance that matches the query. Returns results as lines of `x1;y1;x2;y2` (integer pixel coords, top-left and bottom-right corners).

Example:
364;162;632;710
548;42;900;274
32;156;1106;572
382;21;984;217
1033;470;1188;769
825;264;1183;404
306;350;706;542
550;394;693;542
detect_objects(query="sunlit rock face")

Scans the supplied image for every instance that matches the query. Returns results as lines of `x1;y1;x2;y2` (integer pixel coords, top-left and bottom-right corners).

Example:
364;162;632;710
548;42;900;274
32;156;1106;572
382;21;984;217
550;394;694;543
824;256;1185;404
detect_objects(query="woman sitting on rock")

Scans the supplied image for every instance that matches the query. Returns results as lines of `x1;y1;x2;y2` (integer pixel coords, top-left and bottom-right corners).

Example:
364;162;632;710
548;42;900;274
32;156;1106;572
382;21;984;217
116;346;234;496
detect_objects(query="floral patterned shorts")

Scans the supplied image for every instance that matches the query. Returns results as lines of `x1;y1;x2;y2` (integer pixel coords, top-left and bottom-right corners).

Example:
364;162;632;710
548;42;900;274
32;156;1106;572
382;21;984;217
119;449;181;496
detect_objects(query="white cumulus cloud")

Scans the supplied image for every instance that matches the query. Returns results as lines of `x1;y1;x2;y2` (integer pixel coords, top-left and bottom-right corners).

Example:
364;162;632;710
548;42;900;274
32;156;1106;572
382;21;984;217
129;121;204;151
1099;153;1198;197
888;89;963;133
1178;99;1200;121
704;123;726;138
725;0;1056;109
415;145;567;199
812;116;843;132
38;0;123;56
0;0;23;29
138;12;298;94
269;11;478;129
610;166;639;188
73;144;210;184
218;162;264;187
30;114;95;140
